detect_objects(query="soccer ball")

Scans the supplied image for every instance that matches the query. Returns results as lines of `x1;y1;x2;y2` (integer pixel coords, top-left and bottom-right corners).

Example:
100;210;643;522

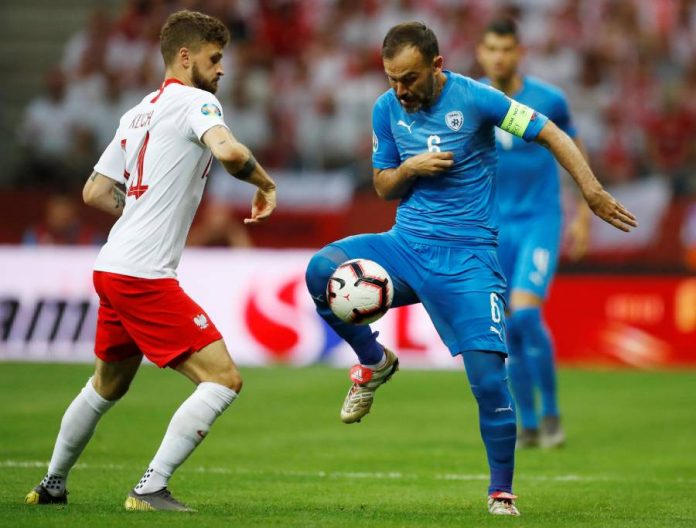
327;259;394;325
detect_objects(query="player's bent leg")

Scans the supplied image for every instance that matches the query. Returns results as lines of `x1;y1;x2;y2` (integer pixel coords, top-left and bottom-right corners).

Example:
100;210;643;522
93;354;144;399
306;239;417;424
26;355;141;506
175;338;243;392
125;340;238;512
305;245;385;365
462;350;519;515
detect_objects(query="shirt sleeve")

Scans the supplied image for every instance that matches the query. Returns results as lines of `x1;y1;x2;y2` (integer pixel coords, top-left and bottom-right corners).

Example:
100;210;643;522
474;81;548;142
93;132;126;184
371;96;400;170
187;92;228;144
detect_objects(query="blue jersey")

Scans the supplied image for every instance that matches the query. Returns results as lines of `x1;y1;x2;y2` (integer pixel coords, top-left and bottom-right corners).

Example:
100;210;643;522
481;76;577;220
372;71;548;246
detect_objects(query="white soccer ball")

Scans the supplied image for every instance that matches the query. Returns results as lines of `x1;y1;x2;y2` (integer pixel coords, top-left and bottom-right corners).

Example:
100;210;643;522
327;258;394;325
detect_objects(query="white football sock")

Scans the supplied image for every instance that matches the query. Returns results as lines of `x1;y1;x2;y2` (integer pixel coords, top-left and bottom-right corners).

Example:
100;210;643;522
44;377;116;496
134;382;237;494
363;350;387;370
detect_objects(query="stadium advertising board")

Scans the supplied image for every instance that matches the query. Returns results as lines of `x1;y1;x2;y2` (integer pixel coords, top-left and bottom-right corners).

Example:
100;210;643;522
0;248;693;368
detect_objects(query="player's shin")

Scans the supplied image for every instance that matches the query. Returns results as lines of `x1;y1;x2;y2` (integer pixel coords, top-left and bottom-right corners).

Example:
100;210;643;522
507;310;539;431
134;382;237;494
41;377;117;496
517;307;558;419
463;351;517;495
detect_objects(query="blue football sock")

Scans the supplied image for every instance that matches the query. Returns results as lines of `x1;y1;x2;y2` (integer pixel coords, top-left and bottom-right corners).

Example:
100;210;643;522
462;351;516;495
305;246;384;365
517;307;559;419
506;310;538;430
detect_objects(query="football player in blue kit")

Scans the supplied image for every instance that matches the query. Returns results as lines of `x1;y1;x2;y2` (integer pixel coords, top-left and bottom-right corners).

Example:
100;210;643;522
478;18;591;450
305;22;636;516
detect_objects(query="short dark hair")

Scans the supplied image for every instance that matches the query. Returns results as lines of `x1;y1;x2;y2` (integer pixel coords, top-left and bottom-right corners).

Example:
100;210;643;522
160;10;230;65
382;22;440;63
483;17;519;41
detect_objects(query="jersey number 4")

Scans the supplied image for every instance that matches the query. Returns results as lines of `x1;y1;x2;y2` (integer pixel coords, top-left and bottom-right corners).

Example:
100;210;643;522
126;132;150;199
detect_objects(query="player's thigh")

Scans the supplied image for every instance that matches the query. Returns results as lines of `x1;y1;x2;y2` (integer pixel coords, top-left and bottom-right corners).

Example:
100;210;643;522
327;231;419;307
175;338;242;392
93;272;142;365
509;217;561;300
416;246;508;356
93;354;143;400
97;272;223;369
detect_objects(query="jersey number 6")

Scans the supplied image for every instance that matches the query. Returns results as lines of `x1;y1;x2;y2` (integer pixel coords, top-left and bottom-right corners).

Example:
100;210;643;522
427;134;441;152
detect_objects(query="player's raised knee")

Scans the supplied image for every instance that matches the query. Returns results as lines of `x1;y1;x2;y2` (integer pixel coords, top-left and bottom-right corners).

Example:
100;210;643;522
305;250;336;301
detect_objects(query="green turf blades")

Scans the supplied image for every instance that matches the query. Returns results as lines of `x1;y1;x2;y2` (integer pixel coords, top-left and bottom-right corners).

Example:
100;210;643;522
1;363;695;527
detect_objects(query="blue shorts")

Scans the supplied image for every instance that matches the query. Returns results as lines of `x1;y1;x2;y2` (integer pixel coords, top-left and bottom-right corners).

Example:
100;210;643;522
328;229;508;356
497;215;561;301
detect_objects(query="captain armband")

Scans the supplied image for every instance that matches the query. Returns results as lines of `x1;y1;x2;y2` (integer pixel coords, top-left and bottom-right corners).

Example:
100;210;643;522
499;101;535;138
234;155;257;180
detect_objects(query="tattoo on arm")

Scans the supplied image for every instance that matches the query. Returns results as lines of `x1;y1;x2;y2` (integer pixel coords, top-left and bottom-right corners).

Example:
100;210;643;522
113;186;126;209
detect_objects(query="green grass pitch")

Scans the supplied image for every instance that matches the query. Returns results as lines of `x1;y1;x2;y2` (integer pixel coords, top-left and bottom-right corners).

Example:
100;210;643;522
1;362;695;527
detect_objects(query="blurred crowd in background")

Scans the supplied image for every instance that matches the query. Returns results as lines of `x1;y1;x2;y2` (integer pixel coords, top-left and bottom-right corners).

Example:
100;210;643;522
5;0;696;268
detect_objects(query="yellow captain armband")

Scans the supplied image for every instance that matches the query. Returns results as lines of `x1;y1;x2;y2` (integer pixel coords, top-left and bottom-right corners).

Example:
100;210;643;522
499;101;535;138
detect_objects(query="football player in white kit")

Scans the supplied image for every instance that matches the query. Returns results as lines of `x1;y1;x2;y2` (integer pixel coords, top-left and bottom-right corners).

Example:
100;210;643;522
25;10;277;512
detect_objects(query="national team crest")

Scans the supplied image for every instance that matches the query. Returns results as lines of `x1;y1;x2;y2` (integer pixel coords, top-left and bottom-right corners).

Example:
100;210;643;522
372;130;379;153
193;313;210;329
445;111;463;131
201;103;222;117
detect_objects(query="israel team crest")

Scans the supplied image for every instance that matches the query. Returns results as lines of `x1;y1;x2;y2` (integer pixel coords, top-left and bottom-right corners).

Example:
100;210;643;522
445;111;463;131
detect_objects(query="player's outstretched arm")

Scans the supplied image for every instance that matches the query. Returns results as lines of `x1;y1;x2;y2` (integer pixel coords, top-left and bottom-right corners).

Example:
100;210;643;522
565;137;592;260
203;125;277;224
82;172;126;217
535;121;638;232
373;151;454;200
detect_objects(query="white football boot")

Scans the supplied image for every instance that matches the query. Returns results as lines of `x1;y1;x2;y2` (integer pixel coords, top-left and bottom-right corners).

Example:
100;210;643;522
340;347;399;423
540;415;566;448
487;491;520;516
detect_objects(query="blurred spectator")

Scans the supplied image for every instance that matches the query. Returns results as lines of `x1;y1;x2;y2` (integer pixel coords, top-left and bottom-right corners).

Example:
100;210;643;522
88;71;133;151
642;88;696;194
18;68;93;189
187;201;253;247
61;8;114;77
596;106;643;186
682;202;696;269
221;78;273;160
22;193;104;245
295;92;362;171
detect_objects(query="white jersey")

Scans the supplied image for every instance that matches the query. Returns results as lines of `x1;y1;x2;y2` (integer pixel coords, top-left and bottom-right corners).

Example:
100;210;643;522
93;80;227;279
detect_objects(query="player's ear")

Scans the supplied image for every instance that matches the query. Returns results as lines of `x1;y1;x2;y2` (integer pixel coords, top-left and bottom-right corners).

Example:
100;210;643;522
433;55;443;73
179;47;191;68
